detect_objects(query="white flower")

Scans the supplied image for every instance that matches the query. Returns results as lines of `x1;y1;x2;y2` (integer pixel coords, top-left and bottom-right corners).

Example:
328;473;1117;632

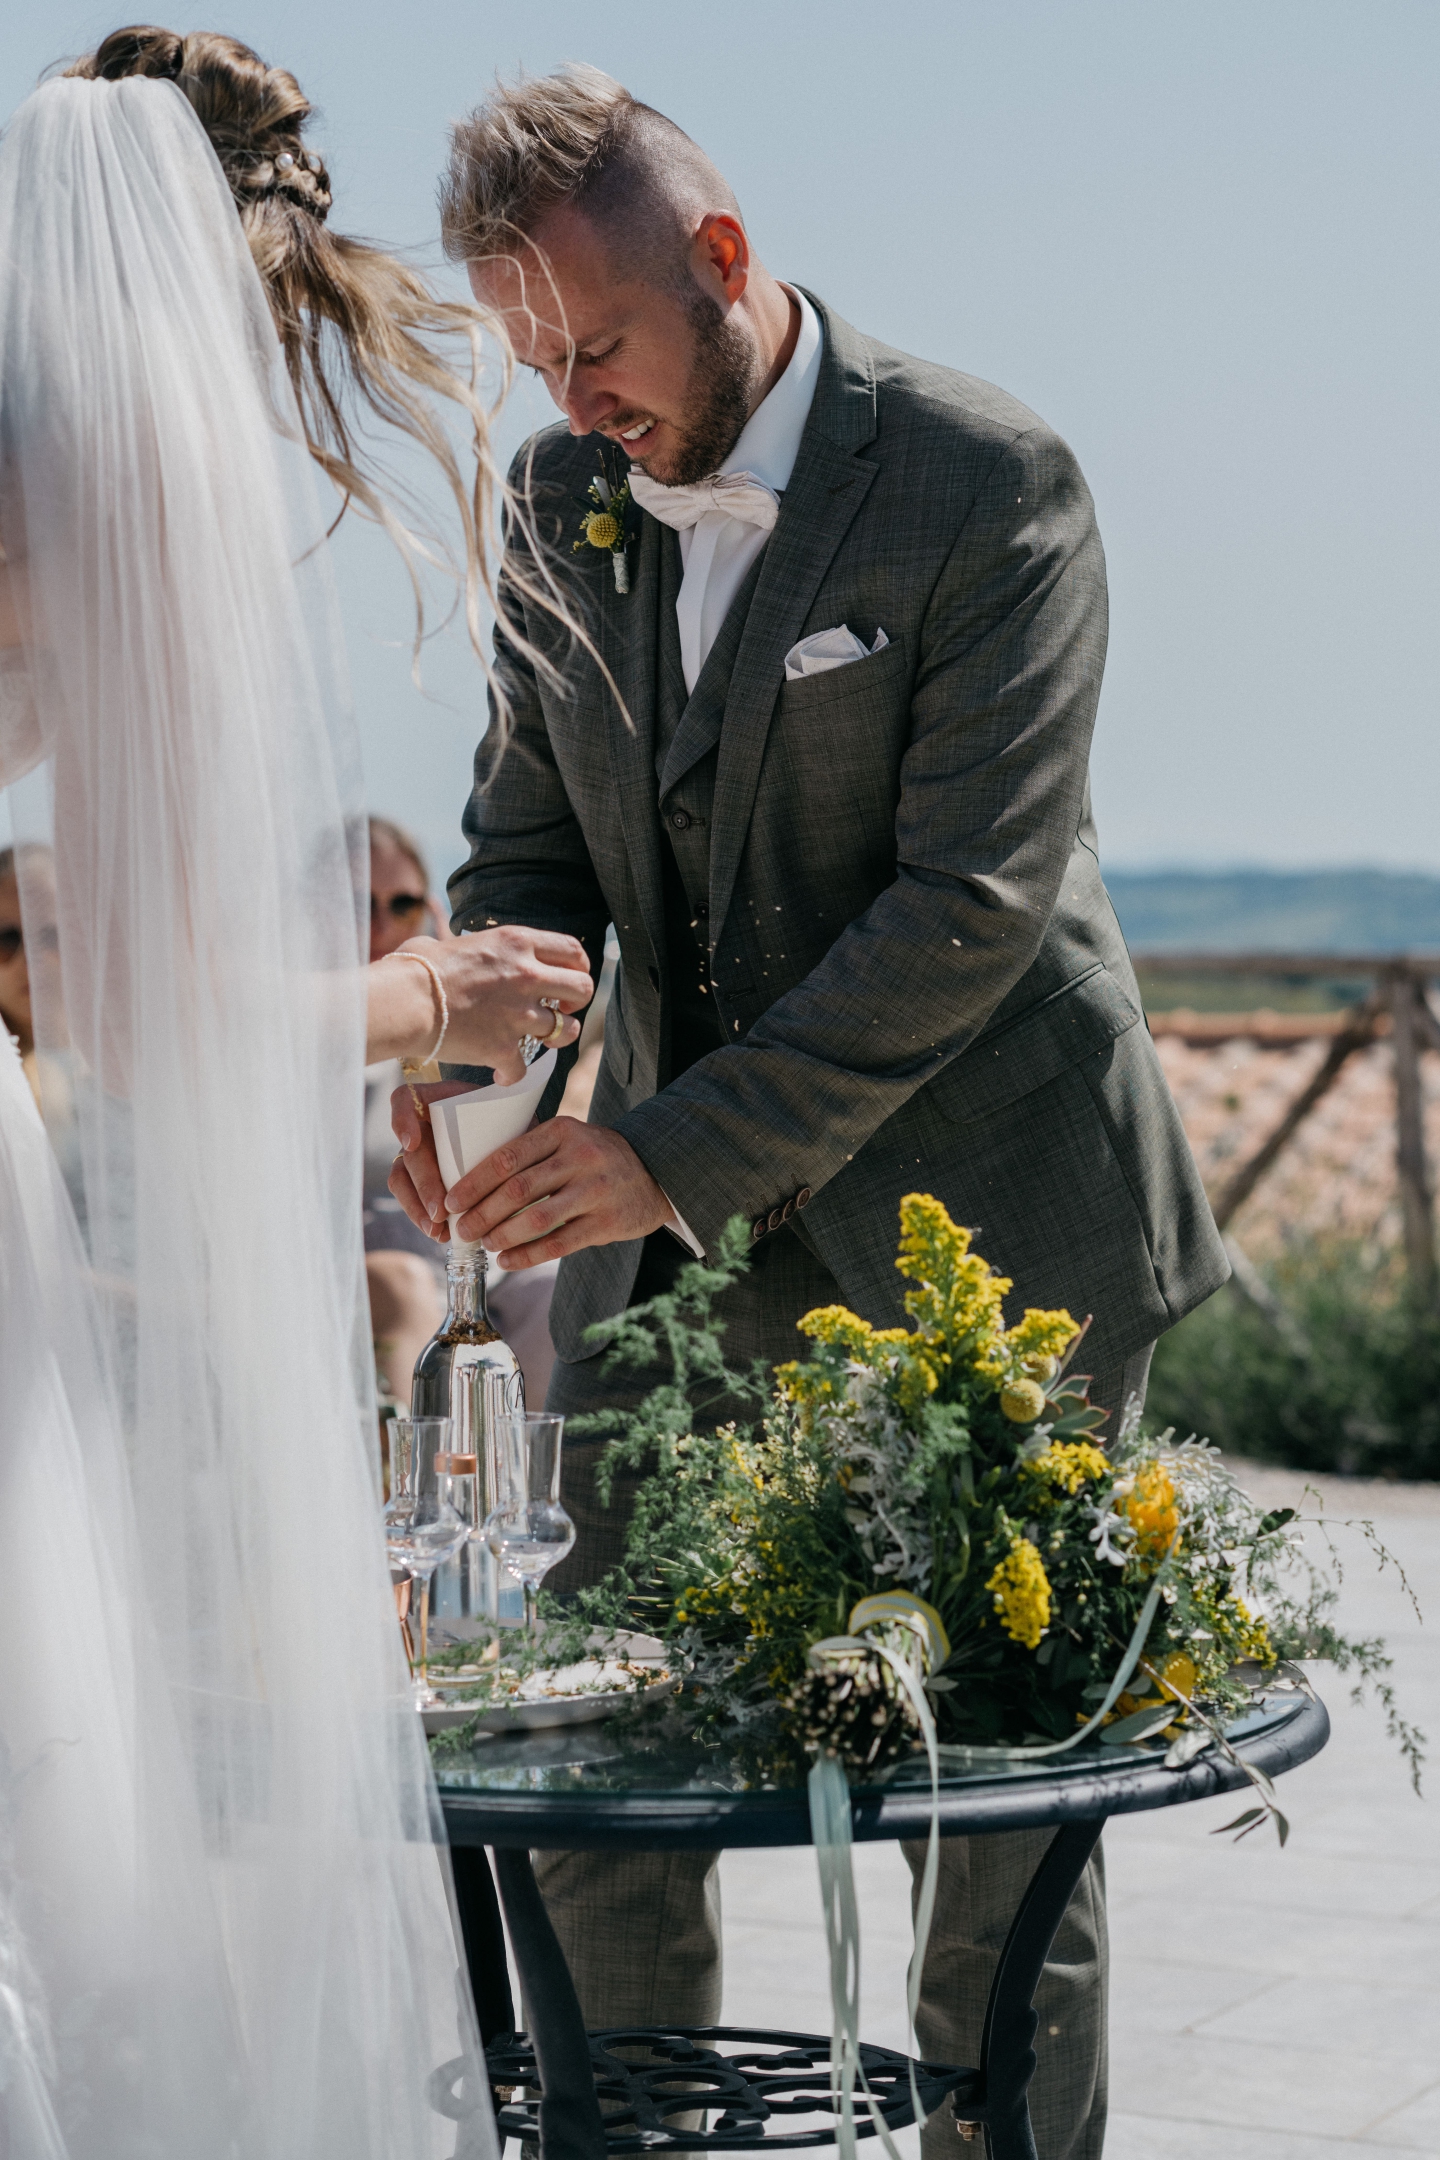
1088;1508;1133;1568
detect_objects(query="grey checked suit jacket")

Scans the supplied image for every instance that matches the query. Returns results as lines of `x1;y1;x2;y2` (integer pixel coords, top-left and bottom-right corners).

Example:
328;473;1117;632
450;294;1229;1375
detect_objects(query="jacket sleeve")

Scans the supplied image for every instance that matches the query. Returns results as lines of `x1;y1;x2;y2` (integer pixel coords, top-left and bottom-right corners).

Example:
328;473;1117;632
615;424;1109;1250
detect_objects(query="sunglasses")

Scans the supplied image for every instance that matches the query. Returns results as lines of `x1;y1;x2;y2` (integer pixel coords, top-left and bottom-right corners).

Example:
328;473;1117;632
0;923;58;962
370;892;428;924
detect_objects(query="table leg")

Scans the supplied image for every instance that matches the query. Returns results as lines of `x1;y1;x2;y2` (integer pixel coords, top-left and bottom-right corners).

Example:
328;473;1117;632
491;1846;609;2160
452;1847;516;2046
970;1816;1108;2160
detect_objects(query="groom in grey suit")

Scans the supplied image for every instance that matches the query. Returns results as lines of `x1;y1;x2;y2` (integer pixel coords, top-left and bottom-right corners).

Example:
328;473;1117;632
393;65;1228;2159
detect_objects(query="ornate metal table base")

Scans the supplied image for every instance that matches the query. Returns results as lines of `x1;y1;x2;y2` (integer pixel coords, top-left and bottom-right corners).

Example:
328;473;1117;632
487;2027;970;2152
466;1818;1107;2160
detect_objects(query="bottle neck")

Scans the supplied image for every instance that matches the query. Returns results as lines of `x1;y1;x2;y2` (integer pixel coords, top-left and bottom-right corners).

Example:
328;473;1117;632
444;1245;490;1326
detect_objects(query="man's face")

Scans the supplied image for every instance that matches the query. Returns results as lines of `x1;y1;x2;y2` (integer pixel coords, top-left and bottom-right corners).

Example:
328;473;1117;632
470;206;758;487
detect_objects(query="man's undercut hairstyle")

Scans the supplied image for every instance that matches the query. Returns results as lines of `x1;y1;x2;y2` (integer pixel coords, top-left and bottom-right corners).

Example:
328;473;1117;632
440;64;740;289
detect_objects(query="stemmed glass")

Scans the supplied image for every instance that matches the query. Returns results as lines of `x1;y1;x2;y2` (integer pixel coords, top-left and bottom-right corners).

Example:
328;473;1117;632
482;1414;576;1638
383;1417;469;1703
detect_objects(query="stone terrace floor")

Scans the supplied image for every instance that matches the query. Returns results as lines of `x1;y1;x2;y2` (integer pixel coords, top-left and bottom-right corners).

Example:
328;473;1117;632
716;1461;1440;2157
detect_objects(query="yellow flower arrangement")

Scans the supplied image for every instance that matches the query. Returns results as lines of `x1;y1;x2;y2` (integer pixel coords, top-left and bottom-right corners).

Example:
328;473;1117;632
986;1538;1053;1649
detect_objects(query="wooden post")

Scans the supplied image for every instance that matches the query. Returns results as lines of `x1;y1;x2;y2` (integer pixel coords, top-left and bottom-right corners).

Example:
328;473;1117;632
1387;967;1437;1308
1211;995;1382;1232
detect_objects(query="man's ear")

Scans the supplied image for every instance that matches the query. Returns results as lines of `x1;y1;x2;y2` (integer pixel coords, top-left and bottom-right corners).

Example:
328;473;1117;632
691;212;749;306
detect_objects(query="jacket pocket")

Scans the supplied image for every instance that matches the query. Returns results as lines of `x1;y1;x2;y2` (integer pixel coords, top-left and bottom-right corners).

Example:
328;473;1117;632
775;630;910;715
929;963;1142;1126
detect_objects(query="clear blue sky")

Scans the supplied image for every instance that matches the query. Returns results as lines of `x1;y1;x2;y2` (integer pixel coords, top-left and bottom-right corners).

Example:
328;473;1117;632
4;2;1437;890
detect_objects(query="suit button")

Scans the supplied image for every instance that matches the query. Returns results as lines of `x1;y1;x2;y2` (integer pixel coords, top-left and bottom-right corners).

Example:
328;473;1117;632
767;1207;783;1232
796;1187;812;1208
647;965;660;989
781;1198;795;1222
752;1218;768;1242
670;809;692;830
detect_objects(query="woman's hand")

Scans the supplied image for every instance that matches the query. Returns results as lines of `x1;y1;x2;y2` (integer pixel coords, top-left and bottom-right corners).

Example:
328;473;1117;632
366;924;592;1077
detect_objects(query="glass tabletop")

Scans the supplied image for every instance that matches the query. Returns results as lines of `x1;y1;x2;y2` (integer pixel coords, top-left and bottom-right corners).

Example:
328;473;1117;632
433;1693;1327;1850
432;1697;1300;1804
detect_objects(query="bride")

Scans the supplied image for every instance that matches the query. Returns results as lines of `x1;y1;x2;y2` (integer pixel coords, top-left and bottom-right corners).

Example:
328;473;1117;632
0;28;584;2158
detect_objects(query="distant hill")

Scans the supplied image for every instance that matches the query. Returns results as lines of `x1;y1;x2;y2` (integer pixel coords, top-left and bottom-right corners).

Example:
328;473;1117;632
1105;869;1440;955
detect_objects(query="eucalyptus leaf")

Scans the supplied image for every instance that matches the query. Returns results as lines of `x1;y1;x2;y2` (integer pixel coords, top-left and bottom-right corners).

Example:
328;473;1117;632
1100;1702;1177;1746
1164;1727;1215;1769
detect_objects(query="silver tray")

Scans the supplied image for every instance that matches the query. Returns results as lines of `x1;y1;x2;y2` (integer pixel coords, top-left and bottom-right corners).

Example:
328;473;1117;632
420;1630;676;1736
422;1671;678;1736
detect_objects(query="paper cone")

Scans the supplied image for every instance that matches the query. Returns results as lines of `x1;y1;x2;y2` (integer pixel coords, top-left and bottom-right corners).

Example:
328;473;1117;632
431;1049;557;1256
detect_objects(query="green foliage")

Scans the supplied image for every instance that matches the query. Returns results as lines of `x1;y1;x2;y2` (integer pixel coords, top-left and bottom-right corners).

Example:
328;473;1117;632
1149;1240;1440;1481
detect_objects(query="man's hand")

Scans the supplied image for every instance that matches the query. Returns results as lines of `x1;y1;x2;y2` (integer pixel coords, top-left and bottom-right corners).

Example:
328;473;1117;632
388;1088;670;1266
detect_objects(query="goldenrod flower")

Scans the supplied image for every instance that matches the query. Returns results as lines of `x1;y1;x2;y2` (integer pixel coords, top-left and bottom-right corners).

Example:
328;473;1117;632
1000;1378;1047;1423
986;1539;1052;1649
1023;1439;1109;1494
582;510;620;550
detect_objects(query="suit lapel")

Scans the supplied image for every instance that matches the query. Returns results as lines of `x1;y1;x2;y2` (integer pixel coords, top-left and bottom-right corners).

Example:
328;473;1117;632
655;526;687;758
708;297;880;947
602;508;667;965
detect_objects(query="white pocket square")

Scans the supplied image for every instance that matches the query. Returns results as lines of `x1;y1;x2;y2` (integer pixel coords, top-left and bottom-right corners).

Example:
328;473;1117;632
784;624;889;681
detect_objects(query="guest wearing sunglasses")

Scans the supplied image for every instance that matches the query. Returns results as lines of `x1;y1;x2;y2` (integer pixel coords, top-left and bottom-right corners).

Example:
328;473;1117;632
0;843;57;1111
369;814;450;959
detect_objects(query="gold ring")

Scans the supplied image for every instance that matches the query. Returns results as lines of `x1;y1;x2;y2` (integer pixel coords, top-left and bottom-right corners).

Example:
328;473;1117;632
541;999;567;1046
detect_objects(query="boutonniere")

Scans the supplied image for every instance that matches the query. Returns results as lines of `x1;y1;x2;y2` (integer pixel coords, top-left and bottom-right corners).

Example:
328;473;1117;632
573;455;633;594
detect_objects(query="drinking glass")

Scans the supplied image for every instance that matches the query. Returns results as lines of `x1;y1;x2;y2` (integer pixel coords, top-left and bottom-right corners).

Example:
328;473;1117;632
383;1417;469;1702
482;1414;576;1637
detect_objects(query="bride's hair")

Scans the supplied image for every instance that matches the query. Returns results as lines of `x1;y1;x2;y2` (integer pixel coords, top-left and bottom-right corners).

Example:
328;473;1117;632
62;25;584;734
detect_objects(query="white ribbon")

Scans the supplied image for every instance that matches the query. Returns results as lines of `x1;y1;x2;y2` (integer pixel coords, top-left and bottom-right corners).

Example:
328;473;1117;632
808;1633;942;2160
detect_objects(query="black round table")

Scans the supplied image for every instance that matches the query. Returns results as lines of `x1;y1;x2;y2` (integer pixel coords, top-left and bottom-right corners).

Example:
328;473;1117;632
433;1693;1328;2160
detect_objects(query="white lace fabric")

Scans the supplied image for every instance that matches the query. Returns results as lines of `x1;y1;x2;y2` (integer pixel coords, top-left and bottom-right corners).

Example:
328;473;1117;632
0;77;490;2158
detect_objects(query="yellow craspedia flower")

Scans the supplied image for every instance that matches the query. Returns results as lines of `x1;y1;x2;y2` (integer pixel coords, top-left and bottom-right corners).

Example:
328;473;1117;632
582;510;620;550
986;1539;1052;1650
1126;1462;1180;1559
1000;1377;1047;1424
1023;1439;1109;1494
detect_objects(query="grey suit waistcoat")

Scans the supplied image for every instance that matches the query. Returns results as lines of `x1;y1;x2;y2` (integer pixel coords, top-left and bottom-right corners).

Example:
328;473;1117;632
655;532;765;1083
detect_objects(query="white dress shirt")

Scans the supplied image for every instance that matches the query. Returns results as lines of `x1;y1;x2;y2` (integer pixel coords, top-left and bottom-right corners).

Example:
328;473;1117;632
673;287;822;692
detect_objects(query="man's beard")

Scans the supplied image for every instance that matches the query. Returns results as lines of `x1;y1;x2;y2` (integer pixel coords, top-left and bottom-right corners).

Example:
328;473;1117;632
642;291;757;487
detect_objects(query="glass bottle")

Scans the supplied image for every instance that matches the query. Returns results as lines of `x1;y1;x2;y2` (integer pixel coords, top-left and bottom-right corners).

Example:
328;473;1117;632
410;1241;525;1625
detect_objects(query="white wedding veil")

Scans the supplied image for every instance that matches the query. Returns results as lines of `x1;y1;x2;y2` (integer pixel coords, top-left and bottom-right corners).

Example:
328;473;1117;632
0;75;491;2159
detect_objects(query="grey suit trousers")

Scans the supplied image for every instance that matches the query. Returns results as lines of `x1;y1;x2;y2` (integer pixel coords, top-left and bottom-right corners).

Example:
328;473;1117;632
541;1227;1152;2160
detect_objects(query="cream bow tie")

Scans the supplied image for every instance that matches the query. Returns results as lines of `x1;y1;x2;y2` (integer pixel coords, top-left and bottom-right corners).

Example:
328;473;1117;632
627;466;781;532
